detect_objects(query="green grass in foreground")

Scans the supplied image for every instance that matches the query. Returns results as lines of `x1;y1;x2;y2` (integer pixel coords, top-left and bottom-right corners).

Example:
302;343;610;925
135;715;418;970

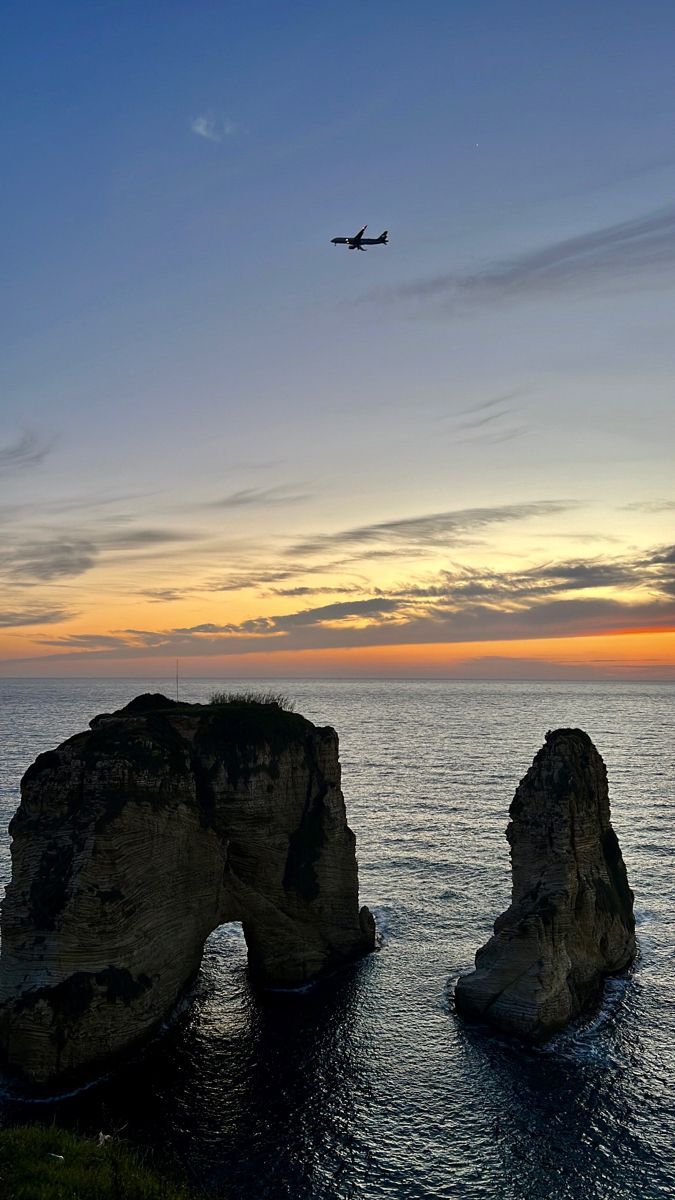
0;1126;194;1200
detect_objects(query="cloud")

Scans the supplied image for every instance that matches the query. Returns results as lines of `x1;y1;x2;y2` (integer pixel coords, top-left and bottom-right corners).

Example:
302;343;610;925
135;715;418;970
455;389;522;425
171;623;226;635
0;490;161;526
0;608;73;628
369;204;675;311
32;590;675;662
191;112;237;142
443;389;530;446
4;479;672;669
30;537;674;660
40;633;138;650
143;588;190;603
267;585;360;597
100;528;200;549
529;531;621;544
380;557;646;605
1;539;97;581
171;598;401;638
622;499;675;513
210;486;310;509
202;560;366;593
289;500;572;557
0;431;54;473
265;598;400;630
0;522;204;585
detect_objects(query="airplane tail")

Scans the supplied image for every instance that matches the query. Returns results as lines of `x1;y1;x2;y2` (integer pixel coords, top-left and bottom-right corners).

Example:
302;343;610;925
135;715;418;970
380;230;388;243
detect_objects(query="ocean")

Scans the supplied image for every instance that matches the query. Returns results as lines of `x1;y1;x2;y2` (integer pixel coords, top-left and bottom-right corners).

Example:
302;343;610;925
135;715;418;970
0;677;673;1199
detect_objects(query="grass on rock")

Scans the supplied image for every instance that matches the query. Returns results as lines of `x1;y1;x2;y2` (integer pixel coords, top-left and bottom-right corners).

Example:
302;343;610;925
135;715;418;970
0;1126;193;1200
209;689;295;711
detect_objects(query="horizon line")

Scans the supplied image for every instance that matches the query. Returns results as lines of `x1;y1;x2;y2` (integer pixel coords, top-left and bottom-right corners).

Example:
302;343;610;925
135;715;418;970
1;674;673;685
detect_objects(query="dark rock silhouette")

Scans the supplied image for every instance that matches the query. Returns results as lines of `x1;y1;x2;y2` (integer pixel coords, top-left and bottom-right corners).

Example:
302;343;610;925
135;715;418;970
455;728;635;1040
0;694;375;1084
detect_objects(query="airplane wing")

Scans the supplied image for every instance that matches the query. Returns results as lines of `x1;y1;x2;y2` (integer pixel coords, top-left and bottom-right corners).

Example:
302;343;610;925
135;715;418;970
353;225;367;241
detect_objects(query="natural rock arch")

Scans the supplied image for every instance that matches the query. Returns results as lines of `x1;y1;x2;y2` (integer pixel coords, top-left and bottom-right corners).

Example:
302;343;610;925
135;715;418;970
0;695;375;1084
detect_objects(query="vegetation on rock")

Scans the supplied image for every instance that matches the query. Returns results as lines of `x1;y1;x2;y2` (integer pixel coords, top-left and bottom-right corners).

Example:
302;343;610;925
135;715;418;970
0;1126;192;1200
209;689;295;711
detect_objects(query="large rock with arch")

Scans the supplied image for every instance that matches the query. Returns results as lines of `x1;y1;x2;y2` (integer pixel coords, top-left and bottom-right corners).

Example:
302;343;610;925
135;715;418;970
0;694;375;1084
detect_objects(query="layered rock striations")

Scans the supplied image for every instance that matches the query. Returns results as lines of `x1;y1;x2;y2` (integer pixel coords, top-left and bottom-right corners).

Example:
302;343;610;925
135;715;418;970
0;694;375;1084
455;728;635;1040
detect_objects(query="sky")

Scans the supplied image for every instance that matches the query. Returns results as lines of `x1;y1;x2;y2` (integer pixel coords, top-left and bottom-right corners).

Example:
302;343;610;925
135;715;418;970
1;0;674;680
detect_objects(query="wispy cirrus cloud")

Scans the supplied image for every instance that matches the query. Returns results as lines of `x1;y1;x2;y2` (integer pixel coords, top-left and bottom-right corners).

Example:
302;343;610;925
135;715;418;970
190;112;237;142
455;390;522;427
201;558;368;593
171;597;400;637
442;389;530;446
210;485;310;509
375;556;651;605
0;490;161;527
290;500;573;557
0;608;74;628
0;526;203;583
99;528;201;549
368;204;675;312
1;539;98;582
0;431;55;474
142;588;191;603
40;633;133;650
621;499;675;513
266;585;361;598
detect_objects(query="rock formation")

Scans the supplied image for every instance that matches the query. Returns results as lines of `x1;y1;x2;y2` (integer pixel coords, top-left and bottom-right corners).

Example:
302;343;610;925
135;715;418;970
455;728;635;1040
0;694;375;1084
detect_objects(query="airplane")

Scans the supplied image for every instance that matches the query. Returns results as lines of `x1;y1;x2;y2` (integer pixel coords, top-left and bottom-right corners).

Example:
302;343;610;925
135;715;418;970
331;224;388;251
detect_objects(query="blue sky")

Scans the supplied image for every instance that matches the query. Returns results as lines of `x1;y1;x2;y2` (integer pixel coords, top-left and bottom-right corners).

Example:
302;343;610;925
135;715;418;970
1;1;674;676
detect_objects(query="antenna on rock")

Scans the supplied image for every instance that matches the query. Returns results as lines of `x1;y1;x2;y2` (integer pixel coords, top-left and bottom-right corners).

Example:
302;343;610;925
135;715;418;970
176;658;179;702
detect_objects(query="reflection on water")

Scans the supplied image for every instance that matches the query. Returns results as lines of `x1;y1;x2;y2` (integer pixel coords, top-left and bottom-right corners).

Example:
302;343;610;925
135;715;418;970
1;678;674;1198
4;928;376;1200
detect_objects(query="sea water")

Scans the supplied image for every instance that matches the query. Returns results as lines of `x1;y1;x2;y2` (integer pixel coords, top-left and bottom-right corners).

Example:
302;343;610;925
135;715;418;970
0;677;673;1199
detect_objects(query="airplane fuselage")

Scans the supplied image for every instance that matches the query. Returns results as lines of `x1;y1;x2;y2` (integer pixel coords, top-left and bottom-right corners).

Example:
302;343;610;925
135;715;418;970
331;225;388;250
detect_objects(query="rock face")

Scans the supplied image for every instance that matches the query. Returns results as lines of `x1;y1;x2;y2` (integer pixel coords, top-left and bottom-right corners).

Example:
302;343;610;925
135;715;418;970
0;695;375;1084
455;728;635;1040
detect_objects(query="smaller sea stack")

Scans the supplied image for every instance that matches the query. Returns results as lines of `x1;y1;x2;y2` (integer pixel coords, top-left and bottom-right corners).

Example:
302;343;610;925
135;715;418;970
455;728;635;1040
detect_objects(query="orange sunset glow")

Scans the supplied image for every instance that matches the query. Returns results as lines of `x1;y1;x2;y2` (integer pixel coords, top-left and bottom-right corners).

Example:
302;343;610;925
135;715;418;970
2;1;675;682
2;493;674;678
